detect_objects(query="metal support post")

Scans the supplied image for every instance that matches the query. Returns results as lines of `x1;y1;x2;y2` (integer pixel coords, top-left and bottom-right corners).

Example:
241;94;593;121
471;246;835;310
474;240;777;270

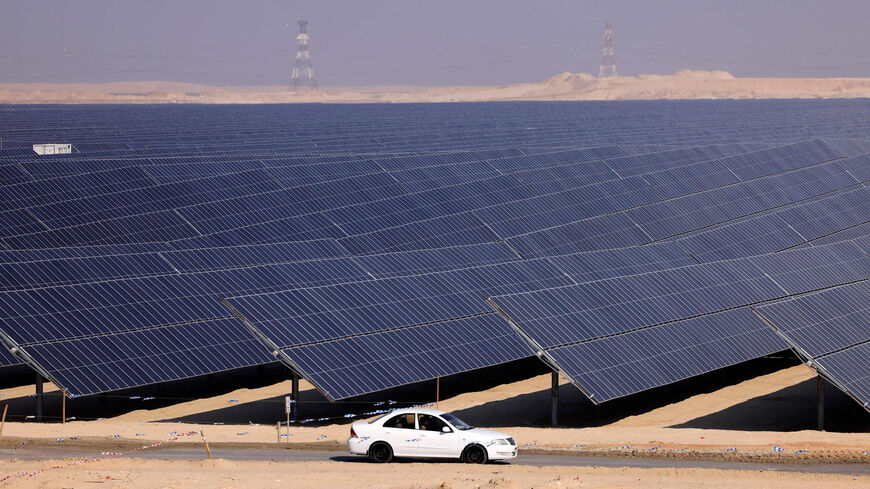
291;373;299;422
551;371;559;427
817;375;825;431
35;375;44;422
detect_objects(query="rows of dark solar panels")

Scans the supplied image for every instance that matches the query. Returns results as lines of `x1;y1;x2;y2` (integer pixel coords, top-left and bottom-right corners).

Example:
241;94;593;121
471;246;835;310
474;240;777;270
2;101;870;408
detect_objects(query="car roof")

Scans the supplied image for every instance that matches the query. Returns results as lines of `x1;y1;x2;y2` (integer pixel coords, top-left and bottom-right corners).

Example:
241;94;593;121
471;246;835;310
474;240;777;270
385;407;447;416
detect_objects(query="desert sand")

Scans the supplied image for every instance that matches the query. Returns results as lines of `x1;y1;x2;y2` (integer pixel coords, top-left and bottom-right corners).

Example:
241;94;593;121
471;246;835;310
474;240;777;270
2;362;870;487
3;458;868;489
4;70;870;104
2;365;868;458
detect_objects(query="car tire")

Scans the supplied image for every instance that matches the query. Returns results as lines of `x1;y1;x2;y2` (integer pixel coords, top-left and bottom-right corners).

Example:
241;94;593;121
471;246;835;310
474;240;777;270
368;442;393;463
463;444;488;464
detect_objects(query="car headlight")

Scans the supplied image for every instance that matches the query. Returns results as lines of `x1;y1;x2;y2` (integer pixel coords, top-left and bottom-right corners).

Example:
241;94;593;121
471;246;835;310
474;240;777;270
487;438;512;446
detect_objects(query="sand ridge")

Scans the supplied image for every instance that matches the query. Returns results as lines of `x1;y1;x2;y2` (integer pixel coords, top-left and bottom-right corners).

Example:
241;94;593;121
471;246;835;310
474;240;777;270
5;70;870;103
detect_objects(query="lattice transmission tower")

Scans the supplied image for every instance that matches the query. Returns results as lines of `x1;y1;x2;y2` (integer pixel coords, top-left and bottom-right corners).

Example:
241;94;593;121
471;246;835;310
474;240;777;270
290;20;317;91
598;20;617;78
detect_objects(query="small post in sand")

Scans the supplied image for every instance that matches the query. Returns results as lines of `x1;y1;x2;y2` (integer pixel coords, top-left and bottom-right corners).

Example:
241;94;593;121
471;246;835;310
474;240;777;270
0;404;8;438
200;428;212;460
276;421;281;443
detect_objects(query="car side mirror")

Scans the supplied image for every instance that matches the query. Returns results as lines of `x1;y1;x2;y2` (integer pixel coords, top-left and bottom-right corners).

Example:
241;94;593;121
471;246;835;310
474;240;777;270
442;426;451;433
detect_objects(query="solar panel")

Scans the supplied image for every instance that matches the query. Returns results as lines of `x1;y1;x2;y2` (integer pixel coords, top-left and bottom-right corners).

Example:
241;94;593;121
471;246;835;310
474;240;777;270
226;260;572;349
545;309;782;402
0;243;167;263
279;314;533;400
337;212;501;255
22;318;272;397
161;239;349;272
223;241;701;400
0;239;593;396
673;185;870;261
351;242;521;278
0;164;33;185
168;212;345;249
0;259;373;396
476;177;660;238
505;213;651;258
545;242;696;283
623;162;857;241
0;166;157;212
797;222;870;249
176;172;408;235
503;156;859;257
0;254;177;292
755;281;870;412
3;211;202;249
323;174;536;236
3;168;283;229
389;162;502;193
488;240;870;403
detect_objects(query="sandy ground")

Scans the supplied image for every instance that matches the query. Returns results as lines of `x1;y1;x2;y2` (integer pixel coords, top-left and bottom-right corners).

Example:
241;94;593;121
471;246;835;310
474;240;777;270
3;458;869;489
1;364;869;457
2;362;870;487
5;70;870;103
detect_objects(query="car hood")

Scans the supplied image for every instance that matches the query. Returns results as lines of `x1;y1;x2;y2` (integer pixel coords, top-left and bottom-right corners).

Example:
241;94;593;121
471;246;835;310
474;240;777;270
463;427;511;440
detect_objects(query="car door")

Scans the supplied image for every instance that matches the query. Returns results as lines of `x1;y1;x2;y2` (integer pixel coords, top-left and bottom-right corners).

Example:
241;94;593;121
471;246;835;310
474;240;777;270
380;413;418;457
415;414;460;458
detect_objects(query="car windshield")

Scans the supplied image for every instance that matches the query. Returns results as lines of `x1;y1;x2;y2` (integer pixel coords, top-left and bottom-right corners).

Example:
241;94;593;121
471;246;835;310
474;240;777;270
441;412;473;430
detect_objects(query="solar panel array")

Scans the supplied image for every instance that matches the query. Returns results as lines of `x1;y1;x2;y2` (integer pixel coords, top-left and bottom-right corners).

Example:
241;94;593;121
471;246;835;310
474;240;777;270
489;240;870;402
753;239;870;413
224;242;695;400
2;101;870;406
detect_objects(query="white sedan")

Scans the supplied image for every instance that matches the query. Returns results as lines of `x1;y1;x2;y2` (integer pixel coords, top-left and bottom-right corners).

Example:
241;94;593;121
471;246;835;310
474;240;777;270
347;407;517;463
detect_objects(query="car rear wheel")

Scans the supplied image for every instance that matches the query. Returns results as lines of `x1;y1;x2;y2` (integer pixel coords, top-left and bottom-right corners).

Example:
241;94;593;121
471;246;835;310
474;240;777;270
463;445;487;464
368;442;393;463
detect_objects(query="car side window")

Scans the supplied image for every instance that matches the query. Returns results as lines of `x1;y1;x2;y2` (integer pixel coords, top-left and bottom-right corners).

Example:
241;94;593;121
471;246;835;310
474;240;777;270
417;414;450;432
383;413;416;430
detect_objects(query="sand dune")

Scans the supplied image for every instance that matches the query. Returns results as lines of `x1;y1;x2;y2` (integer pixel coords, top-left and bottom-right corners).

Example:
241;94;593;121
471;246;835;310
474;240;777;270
4;70;870;104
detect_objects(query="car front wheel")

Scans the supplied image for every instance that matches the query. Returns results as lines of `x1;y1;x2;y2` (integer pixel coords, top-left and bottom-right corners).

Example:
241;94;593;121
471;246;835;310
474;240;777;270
368;442;393;463
463;445;488;464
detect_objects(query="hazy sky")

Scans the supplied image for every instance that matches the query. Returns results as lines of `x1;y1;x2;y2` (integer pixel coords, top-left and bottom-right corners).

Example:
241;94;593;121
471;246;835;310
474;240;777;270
1;0;868;86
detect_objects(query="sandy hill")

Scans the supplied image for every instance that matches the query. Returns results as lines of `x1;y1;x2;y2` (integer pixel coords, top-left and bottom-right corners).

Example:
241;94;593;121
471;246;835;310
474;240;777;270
3;70;870;104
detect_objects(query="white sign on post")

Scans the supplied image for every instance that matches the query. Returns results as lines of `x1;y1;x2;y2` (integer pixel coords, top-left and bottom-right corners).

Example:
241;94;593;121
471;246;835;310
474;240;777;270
285;396;292;414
